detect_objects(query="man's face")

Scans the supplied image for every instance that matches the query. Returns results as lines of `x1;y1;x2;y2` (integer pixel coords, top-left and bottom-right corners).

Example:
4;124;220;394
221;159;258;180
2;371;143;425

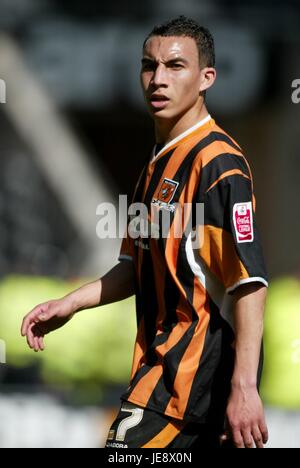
141;35;203;120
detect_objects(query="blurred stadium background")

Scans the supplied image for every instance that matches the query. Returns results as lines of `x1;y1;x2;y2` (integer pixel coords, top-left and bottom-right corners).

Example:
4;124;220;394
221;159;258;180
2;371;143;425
0;0;300;448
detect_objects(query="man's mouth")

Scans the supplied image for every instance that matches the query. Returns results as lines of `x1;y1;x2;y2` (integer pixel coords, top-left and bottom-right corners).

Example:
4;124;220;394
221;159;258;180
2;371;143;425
149;94;170;110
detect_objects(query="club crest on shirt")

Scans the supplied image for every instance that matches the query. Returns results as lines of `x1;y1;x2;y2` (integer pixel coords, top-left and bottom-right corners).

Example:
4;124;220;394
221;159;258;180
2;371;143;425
152;178;179;212
233;202;254;243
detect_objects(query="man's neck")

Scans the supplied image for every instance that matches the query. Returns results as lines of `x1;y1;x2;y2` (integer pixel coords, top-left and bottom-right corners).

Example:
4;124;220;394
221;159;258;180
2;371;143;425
155;102;209;145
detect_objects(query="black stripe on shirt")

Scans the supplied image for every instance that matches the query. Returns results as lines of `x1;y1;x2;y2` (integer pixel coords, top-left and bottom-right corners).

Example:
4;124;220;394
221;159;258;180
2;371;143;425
155;135;218;252
143;149;175;207
184;299;234;424
146;320;198;413
147;232;199;412
209;131;243;153
198;153;250;197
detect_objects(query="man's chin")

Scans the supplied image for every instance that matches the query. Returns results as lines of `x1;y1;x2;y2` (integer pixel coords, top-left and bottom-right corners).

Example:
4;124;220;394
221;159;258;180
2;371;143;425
148;108;174;120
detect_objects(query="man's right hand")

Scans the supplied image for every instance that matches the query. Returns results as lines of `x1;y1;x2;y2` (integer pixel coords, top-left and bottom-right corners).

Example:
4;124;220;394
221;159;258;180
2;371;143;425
21;297;76;352
20;262;134;353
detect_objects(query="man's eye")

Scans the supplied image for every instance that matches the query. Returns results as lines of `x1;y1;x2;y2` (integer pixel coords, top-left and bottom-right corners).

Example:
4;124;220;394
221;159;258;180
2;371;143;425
170;63;183;69
142;63;155;71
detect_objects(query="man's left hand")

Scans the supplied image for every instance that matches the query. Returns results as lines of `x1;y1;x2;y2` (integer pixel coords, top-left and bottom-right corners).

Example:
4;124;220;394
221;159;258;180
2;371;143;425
220;385;269;448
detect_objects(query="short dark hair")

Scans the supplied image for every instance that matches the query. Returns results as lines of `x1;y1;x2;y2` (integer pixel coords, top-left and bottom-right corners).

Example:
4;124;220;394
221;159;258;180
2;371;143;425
143;16;215;68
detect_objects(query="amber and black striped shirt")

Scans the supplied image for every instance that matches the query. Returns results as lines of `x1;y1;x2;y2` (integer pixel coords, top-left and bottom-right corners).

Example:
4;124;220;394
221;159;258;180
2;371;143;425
119;116;268;424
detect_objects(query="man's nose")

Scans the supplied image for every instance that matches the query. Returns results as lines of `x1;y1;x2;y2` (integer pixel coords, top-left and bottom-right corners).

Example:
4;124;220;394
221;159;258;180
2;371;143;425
152;64;168;87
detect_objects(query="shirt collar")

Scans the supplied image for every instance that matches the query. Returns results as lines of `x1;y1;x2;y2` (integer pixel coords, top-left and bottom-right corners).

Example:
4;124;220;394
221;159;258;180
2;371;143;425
152;114;212;162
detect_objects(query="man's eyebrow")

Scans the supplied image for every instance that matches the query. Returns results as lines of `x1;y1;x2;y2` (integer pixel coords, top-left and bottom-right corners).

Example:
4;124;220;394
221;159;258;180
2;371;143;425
165;57;189;65
141;57;156;64
141;57;189;65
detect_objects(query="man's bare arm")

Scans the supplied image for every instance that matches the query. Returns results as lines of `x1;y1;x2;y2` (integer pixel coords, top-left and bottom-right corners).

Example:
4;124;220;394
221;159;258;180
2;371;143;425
21;260;135;352
69;260;135;311
223;283;269;448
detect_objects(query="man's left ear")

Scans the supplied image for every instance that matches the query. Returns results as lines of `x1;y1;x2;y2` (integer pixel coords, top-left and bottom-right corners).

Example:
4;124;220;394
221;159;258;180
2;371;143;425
199;67;217;93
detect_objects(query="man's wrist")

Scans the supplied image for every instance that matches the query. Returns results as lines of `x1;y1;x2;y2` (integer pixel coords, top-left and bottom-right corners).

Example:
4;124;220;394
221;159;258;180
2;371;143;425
64;290;83;314
231;366;258;389
231;376;257;390
65;280;102;313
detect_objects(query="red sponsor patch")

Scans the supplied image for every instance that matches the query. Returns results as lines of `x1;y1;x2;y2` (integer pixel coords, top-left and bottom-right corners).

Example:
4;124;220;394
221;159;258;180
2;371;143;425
233;202;254;243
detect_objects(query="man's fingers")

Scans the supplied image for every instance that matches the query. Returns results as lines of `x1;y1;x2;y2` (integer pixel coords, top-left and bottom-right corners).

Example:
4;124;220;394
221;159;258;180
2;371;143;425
21;314;32;336
21;304;53;351
241;428;254;449
21;304;54;338
21;306;44;336
21;317;26;336
232;430;245;449
252;425;264;449
38;336;45;351
26;323;43;351
27;323;36;349
28;323;46;352
26;330;33;349
34;325;45;351
33;336;40;352
259;422;269;444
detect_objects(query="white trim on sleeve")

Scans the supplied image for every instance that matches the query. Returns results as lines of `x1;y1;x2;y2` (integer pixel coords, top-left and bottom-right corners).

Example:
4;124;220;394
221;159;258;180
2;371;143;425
118;254;133;262
226;277;269;294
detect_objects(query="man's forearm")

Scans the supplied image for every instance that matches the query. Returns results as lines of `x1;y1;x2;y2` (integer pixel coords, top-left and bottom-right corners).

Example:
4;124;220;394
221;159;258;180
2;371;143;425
66;260;135;312
231;283;267;388
223;283;269;448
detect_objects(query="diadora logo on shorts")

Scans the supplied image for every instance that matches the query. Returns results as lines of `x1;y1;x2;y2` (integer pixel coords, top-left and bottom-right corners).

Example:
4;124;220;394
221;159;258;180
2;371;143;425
152;178;179;212
233;202;254;243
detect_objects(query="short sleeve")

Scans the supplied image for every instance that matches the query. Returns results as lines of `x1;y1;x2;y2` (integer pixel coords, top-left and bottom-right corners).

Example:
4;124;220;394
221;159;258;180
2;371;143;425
197;158;268;294
118;163;148;263
118;225;135;262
